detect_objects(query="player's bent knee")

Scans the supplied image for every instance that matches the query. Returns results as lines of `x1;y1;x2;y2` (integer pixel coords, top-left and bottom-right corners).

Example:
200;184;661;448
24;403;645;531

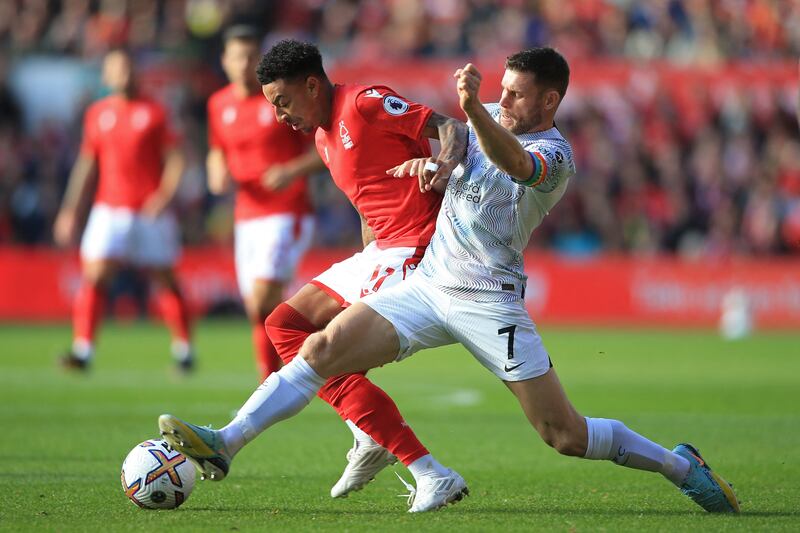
300;330;339;373
537;424;585;457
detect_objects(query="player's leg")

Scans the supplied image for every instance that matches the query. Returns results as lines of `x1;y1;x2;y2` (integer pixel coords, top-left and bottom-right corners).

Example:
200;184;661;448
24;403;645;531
450;296;738;512
245;280;284;378
137;211;194;371
506;369;738;512
61;204;125;370
311;245;435;480
295;304;462;512
159;301;398;480
160;279;466;511
149;267;194;371
266;252;433;496
62;258;118;369
267;285;412;496
237;214;314;379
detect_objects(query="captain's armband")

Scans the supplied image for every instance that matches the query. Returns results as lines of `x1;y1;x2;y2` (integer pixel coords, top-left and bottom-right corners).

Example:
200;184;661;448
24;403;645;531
513;151;548;187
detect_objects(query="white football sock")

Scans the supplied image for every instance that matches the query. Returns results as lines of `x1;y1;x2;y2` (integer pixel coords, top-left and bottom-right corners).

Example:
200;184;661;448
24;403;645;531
171;339;193;362
346;419;375;446
584;417;690;486
407;454;450;482
72;338;93;361
220;357;325;456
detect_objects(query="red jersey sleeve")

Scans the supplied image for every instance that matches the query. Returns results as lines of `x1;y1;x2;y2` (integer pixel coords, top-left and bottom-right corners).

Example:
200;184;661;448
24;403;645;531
79;105;99;158
354;86;432;142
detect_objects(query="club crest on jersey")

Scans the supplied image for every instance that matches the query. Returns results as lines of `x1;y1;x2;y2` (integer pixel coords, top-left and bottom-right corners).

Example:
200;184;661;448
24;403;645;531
383;95;409;116
99;109;117;131
339;120;354;149
131;109;151;130
222;106;237;125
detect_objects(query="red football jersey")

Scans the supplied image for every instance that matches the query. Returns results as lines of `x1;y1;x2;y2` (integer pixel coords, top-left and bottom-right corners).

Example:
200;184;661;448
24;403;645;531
80;95;177;210
208;84;312;221
315;85;441;248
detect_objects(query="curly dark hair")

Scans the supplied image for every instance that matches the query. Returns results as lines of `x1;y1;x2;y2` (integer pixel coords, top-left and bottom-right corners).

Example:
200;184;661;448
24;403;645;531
256;39;326;85
506;48;570;99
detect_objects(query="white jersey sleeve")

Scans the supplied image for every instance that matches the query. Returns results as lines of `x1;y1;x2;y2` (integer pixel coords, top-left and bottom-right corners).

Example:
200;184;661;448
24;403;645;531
416;103;576;302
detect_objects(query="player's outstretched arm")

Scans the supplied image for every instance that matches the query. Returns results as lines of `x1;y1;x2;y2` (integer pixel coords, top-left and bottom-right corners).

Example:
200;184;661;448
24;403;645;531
54;154;96;247
455;64;533;181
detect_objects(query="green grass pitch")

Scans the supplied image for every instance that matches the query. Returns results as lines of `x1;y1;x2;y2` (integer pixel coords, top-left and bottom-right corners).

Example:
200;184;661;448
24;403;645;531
1;320;798;531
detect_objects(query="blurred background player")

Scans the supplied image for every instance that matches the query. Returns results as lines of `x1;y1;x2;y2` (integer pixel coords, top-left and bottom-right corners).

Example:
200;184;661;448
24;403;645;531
54;48;194;372
207;26;319;379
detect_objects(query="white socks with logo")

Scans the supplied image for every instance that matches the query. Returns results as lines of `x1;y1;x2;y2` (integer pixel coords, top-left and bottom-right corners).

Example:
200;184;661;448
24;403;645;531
584;417;690;486
220;357;326;456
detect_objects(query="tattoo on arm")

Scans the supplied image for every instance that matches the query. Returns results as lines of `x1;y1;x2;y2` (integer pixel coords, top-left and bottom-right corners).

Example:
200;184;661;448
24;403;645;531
424;112;468;166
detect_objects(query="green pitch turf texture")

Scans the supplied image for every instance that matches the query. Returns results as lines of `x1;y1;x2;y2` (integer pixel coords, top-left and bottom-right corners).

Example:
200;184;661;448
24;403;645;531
1;321;798;532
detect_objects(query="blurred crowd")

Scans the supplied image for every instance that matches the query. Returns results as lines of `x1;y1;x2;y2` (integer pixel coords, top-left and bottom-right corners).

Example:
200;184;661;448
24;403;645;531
1;0;799;255
2;0;799;61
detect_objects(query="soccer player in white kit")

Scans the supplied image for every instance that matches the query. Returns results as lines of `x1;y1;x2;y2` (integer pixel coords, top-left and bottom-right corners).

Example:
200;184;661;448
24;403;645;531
160;48;739;513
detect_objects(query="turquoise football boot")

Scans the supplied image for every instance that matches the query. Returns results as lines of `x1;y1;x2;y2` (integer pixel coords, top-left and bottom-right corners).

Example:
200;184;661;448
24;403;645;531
159;414;231;481
673;443;740;513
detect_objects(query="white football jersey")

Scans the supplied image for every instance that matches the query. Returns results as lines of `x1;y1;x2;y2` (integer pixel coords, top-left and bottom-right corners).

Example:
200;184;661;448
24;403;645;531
417;103;576;302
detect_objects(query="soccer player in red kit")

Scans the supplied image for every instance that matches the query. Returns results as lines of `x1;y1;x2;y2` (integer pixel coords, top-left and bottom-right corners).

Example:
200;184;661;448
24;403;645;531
207;27;322;378
158;40;469;509
54;49;194;372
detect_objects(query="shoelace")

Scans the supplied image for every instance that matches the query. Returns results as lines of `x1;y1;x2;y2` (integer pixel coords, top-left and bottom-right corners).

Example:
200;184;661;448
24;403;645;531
395;471;416;507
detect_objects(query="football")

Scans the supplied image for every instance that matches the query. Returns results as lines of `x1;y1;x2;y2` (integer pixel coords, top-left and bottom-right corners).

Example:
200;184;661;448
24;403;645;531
121;439;196;509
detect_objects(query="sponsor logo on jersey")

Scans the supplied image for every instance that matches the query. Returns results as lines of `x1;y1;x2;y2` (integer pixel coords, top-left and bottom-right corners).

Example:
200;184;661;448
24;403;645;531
555;150;564;163
339;120;354;149
364;89;383;98
383;95;409;115
447;176;481;204
131;108;151;130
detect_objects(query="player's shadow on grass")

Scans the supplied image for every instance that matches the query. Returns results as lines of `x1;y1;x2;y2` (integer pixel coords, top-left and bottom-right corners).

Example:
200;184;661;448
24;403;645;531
459;506;799;518
188;506;799;518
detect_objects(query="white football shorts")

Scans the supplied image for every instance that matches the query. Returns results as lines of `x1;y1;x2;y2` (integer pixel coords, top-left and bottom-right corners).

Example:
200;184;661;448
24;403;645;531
311;241;426;306
234;213;315;296
362;274;552;382
80;203;179;267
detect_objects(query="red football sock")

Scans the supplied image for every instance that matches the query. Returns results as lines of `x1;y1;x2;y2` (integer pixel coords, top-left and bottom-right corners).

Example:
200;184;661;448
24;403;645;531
319;373;429;465
252;322;282;379
73;283;105;344
155;288;191;342
265;302;429;465
265;302;316;364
